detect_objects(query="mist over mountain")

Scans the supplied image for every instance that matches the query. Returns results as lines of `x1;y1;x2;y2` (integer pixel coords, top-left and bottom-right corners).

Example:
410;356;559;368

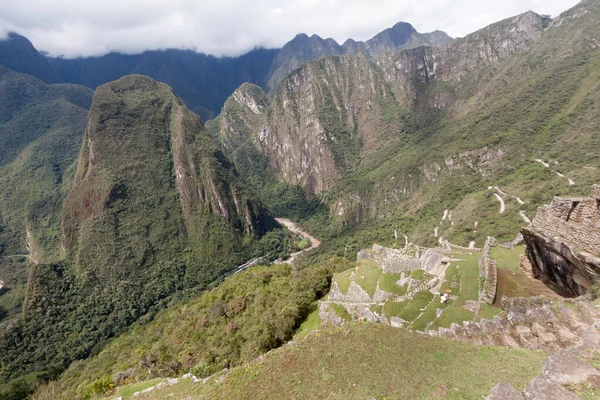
0;22;450;120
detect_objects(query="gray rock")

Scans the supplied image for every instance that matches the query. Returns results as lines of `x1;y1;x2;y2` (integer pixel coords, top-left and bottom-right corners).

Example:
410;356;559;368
523;376;580;400
486;383;524;400
389;317;407;328
540;348;600;385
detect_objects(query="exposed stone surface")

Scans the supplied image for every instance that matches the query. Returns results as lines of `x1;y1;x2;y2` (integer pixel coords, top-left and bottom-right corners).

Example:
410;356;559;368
523;185;600;296
479;237;498;305
487;300;600;400
427;297;600;352
486;383;524;400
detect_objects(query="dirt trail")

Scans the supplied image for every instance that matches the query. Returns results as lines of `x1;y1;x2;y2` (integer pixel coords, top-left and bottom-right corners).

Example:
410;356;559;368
275;218;321;264
493;193;506;213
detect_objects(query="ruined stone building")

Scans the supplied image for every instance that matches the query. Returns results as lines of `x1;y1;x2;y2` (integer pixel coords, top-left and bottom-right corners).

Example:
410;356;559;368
522;184;600;296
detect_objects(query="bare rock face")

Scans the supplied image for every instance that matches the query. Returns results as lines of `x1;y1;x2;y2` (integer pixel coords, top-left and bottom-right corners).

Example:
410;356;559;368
522;185;600;296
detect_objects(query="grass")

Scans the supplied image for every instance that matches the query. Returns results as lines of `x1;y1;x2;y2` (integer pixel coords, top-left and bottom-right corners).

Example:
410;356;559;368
430;253;481;329
378;273;407;295
383;301;408;319
296;303;321;339
411;269;435;281
369;304;383;315
490;245;525;272
409;299;446;331
115;378;166;398
478;304;502;321
398;291;434;322
333;268;354;295
331;303;352;321
351;259;382;297
131;323;547;400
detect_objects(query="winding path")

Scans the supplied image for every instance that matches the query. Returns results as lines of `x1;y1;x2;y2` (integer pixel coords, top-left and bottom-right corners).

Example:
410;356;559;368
275;218;321;264
493;193;506;214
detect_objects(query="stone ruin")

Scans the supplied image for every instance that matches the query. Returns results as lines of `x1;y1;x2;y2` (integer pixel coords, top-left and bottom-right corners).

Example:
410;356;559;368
320;244;453;328
522;184;600;296
479;237;498;306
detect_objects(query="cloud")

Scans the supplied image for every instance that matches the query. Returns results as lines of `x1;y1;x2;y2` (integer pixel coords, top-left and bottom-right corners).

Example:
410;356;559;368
0;0;581;58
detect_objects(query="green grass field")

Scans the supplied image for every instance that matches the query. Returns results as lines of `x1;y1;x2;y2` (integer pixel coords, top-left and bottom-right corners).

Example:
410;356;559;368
398;291;434;322
352;259;382;297
296;303;321;339
383;301;408;319
378;272;407;295
430;253;481;330
490;245;525;272
128;323;546;400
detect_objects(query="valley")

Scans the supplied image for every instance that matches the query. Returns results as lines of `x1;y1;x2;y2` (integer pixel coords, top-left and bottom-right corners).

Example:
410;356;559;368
0;0;599;399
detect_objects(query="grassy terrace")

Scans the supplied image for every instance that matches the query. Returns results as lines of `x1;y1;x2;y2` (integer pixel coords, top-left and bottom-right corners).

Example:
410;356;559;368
430;252;481;330
352;259;382;297
378;272;407;295
129;323;546;400
490;245;526;272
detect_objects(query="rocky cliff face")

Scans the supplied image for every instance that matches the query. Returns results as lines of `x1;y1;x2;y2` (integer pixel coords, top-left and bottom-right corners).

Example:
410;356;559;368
213;1;600;248
267;22;452;92
522;185;600;296
61;75;271;277
215;10;546;198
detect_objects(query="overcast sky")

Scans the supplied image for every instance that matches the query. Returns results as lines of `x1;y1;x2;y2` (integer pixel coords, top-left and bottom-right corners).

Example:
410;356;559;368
0;0;581;58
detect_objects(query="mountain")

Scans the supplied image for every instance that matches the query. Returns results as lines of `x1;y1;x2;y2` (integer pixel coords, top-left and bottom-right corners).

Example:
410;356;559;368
0;66;92;260
0;23;450;121
0;75;284;388
0;33;57;84
48;48;279;121
266;23;452;92
213;1;600;254
0;66;92;339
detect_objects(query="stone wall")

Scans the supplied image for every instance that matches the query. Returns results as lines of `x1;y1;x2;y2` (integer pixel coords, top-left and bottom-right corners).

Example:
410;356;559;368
359;244;421;273
523;185;600;296
478;237;498;306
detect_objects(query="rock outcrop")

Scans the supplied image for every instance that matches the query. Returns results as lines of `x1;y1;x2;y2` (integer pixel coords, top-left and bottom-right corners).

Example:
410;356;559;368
486;305;600;400
427;297;600;353
522;185;600;296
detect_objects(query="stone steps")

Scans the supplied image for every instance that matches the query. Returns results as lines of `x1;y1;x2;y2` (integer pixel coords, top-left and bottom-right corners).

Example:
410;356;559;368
487;321;600;399
426;297;600;352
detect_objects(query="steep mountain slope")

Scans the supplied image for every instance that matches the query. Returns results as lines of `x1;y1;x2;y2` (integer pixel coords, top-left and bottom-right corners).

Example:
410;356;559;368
266;23;452;92
215;0;600;253
0;66;92;260
0;34;57;84
0;75;283;389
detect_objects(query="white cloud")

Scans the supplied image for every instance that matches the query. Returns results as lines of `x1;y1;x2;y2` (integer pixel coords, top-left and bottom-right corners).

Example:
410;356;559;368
0;0;581;58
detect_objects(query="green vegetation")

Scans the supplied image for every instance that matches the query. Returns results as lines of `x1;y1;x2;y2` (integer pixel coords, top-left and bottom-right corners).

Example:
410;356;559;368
129;323;546;400
331;303;352;321
431;255;481;329
398;291;434;322
378;273;407;295
332;267;354;294
296;302;321;339
33;262;332;399
411;269;436;281
352;259;382;297
490;245;525;272
115;379;165;398
383;301;408;319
